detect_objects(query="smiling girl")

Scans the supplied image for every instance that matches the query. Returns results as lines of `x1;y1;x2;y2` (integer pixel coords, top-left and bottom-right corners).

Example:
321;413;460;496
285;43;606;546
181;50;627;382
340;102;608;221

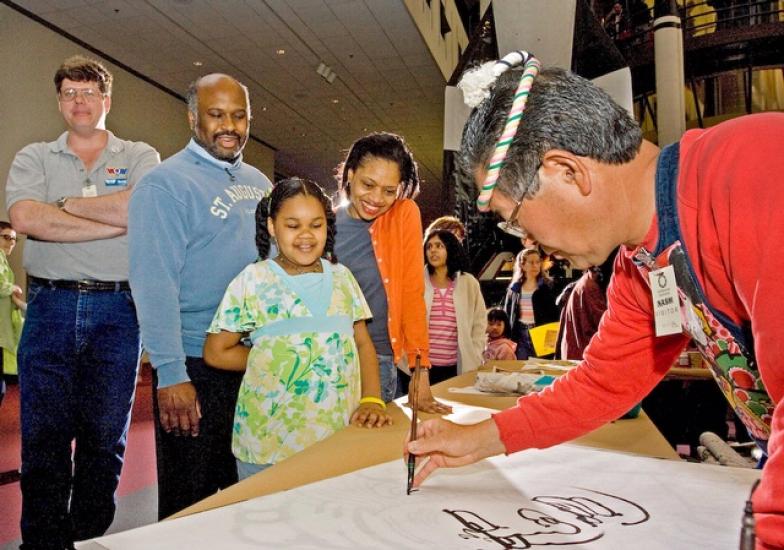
204;178;391;480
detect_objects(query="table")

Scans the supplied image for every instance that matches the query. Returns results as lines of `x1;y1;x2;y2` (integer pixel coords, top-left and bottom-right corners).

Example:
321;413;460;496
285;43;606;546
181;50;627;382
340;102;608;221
174;370;677;519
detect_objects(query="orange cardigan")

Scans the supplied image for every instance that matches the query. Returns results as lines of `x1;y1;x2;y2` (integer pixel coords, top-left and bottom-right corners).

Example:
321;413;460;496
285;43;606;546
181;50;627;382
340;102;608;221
369;198;431;367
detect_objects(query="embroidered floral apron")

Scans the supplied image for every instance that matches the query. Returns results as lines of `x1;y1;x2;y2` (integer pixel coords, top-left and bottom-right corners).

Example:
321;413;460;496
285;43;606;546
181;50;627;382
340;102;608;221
632;143;772;451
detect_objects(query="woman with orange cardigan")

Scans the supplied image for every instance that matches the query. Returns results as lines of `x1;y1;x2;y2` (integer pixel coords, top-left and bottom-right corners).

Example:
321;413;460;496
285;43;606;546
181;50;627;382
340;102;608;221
334;133;450;413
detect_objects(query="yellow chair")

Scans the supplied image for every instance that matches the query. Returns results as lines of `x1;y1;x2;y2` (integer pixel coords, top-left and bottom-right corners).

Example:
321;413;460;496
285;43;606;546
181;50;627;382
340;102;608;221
528;321;560;357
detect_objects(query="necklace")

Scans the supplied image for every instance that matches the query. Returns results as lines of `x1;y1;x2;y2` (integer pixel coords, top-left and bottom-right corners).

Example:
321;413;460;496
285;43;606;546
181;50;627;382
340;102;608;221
275;254;322;275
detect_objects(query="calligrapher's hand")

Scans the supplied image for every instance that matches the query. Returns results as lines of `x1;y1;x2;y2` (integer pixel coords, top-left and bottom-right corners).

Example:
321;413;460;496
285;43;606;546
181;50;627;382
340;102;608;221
407;369;452;414
157;381;201;437
404;418;506;487
350;403;393;428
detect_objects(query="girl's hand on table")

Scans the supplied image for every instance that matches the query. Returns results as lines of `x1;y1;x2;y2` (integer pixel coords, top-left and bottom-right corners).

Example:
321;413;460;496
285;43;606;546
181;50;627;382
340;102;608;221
351;403;393;428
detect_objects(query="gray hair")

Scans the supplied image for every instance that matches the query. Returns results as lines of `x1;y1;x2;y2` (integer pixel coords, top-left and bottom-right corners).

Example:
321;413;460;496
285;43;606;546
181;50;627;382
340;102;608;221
185;75;251;119
186;81;199;118
459;67;642;201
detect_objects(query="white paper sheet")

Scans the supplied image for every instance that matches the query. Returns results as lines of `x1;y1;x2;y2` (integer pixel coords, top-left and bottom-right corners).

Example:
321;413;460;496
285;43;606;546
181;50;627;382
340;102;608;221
83;443;759;550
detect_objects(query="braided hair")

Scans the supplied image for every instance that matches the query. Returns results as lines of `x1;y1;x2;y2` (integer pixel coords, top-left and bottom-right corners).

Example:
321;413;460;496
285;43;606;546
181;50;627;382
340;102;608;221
336;132;420;200
254;177;338;263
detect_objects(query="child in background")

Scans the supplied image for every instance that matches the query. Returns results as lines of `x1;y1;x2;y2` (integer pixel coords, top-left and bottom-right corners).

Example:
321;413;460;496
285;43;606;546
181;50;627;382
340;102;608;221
0;221;25;407
422;229;486;385
484;308;517;361
204;178;391;481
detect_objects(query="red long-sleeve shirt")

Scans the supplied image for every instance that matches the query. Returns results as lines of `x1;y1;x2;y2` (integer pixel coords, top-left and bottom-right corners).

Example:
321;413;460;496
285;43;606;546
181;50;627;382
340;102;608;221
493;113;784;549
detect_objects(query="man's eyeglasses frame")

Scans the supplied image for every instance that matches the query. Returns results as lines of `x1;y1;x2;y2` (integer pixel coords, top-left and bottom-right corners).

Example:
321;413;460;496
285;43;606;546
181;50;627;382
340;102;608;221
58;88;105;103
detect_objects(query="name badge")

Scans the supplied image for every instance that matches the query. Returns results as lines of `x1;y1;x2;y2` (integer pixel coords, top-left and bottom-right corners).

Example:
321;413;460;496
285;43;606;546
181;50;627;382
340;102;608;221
648;265;681;337
105;167;129;187
82;184;98;198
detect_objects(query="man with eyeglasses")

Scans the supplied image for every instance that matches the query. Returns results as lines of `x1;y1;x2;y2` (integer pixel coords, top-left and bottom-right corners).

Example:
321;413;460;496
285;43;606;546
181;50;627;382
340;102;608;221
5;55;159;549
406;52;784;549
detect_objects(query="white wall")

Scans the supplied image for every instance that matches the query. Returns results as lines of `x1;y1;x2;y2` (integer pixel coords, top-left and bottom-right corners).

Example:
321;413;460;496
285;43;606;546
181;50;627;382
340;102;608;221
0;4;275;284
492;0;577;69
404;0;470;81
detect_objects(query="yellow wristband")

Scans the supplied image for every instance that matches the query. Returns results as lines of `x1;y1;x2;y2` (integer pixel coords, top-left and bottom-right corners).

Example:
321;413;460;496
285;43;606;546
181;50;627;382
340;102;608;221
359;396;387;410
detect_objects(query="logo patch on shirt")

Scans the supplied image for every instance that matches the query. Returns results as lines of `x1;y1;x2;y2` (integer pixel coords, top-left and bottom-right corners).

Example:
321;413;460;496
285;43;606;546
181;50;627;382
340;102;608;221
105;167;128;186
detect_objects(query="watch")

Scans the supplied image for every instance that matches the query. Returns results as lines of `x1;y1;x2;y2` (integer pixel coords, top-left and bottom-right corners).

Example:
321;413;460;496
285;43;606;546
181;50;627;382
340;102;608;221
56;196;69;211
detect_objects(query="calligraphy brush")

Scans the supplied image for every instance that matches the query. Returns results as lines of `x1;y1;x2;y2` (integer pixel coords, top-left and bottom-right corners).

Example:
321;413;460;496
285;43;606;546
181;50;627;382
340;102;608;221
406;353;421;495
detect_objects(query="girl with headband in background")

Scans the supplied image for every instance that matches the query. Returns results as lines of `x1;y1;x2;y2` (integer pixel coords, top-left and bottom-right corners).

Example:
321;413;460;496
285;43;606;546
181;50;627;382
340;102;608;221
204;178;391;481
334;133;451;414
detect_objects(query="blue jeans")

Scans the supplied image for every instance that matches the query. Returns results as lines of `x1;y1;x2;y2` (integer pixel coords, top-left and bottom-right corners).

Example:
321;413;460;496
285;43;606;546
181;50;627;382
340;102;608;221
236;459;273;481
513;324;535;359
18;283;140;549
377;354;399;402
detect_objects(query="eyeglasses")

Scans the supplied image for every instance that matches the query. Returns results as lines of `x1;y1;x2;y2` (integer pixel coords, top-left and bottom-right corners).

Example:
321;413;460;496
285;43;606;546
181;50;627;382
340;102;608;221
59;88;104;103
493;163;541;239
496;197;527;239
1;234;17;242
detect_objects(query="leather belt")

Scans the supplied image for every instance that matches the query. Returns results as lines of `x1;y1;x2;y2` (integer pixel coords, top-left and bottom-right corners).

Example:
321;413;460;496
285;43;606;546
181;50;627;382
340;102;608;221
30;276;130;292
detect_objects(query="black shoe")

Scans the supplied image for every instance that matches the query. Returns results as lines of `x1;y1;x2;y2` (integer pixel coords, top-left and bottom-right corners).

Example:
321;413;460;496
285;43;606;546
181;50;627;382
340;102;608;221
0;468;21;485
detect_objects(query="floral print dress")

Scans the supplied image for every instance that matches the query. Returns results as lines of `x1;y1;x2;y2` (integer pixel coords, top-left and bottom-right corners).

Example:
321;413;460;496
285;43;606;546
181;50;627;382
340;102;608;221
0;252;22;375
208;259;371;465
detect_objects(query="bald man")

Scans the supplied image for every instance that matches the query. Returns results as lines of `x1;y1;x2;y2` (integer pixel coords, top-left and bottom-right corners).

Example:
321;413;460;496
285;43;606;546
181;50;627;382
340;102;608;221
128;74;272;518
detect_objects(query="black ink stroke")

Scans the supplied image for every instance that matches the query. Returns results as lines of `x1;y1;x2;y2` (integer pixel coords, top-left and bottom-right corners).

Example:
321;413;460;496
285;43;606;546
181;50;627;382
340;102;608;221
444;488;650;548
573;487;650;526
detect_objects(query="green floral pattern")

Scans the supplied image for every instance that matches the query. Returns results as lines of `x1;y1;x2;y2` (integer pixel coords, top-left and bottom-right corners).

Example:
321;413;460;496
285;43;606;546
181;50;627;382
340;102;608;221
208;260;371;465
0;253;15;297
0;253;21;356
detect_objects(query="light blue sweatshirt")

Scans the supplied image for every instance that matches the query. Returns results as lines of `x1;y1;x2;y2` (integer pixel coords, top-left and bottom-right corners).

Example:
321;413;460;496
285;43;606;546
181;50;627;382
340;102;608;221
128;140;272;388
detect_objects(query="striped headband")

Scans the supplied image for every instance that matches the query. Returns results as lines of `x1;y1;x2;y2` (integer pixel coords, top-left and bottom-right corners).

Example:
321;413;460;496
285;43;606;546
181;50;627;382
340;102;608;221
475;51;541;211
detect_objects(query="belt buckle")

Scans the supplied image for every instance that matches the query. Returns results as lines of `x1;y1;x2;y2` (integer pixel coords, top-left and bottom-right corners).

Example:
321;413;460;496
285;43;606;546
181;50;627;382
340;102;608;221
78;279;104;291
